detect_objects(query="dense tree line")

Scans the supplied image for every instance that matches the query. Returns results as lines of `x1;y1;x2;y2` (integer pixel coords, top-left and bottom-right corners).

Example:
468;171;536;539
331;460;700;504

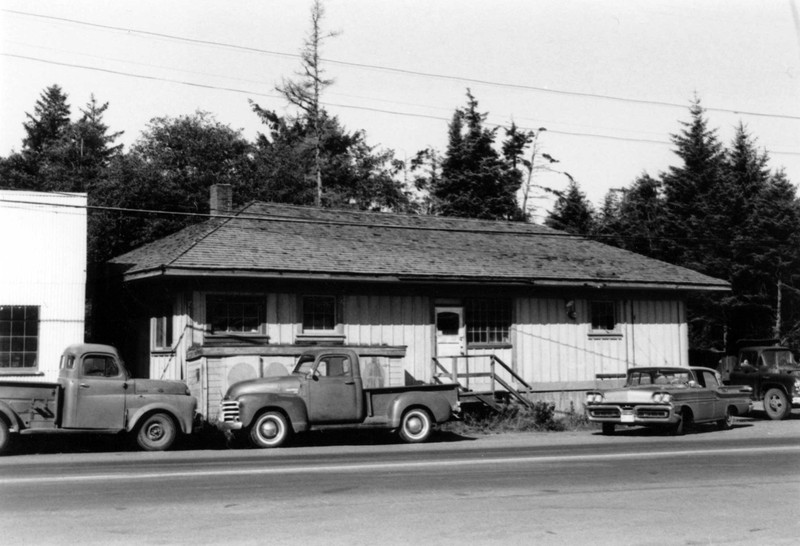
544;98;800;351
0;4;797;353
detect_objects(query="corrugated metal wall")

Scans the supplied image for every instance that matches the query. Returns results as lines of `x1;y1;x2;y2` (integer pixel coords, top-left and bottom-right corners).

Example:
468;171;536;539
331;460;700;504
0;191;87;380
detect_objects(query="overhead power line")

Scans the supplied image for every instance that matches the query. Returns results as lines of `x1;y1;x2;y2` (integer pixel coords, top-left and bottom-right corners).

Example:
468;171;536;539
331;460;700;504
4;52;800;156
5;8;800;122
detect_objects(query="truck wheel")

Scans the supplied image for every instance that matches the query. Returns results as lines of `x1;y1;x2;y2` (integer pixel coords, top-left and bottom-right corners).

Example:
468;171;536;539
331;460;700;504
601;423;615;435
717;407;735;430
0;418;13;455
763;388;791;420
136;412;177;451
399;408;432;443
249;411;290;448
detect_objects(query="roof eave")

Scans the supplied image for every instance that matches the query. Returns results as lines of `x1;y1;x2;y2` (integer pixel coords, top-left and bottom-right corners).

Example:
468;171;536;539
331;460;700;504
120;266;730;292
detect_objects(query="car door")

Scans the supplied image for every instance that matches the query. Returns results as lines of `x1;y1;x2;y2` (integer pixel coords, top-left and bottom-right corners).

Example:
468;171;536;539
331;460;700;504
72;353;127;430
306;354;360;423
701;370;727;418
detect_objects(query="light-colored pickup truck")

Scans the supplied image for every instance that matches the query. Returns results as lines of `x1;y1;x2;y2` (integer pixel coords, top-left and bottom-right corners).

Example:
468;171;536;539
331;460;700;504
217;348;460;447
0;344;197;454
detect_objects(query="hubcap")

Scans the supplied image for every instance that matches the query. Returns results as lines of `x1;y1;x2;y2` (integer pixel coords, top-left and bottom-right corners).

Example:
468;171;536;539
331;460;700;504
260;419;279;439
148;424;164;440
406;416;423;434
768;396;783;411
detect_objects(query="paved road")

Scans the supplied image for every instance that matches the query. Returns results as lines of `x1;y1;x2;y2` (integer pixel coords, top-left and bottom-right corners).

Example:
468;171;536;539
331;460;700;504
1;412;798;545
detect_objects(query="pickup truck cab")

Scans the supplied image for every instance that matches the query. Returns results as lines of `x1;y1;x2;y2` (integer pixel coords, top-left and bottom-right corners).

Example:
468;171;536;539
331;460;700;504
217;348;459;448
0;344;197;454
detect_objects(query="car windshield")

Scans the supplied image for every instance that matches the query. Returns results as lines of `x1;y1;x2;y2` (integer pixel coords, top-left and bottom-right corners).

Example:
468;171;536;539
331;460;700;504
627;369;692;387
293;355;316;375
760;349;798;369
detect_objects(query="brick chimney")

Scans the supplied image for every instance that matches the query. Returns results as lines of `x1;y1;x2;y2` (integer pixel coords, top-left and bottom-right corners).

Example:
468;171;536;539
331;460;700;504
210;184;232;216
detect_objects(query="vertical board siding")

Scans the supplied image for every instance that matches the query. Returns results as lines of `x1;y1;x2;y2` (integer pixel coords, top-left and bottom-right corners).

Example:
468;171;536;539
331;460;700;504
514;297;687;384
343;294;431;385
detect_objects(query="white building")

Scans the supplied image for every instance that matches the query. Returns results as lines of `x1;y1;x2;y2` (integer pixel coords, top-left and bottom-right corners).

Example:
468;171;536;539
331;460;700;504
0;190;87;380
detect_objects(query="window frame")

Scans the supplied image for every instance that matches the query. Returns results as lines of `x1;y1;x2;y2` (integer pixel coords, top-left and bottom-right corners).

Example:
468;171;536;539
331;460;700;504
206;294;266;336
465;298;512;348
301;295;340;334
151;306;174;352
589;300;621;337
0;305;40;373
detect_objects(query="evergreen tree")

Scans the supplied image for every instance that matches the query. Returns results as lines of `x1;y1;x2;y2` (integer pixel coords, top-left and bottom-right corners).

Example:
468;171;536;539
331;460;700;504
433;90;523;220
275;0;338;206
660;97;726;270
544;179;595;235
22;85;71;156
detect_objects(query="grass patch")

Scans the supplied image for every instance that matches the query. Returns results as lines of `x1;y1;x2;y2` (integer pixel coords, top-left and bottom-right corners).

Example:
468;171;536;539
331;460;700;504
443;401;590;435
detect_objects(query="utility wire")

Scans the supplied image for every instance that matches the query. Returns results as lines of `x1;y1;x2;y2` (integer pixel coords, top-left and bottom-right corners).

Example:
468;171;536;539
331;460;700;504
4;8;800;122
5;52;800;156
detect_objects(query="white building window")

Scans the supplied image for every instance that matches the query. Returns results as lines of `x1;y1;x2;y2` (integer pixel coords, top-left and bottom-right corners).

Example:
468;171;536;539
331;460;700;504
0;305;39;371
590;301;617;332
302;295;338;332
208;296;264;334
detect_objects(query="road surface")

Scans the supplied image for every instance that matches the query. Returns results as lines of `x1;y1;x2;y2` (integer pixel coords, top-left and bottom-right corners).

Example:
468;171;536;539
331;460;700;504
1;416;798;545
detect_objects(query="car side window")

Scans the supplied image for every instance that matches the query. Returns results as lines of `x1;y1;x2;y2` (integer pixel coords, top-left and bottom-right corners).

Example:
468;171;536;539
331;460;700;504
702;371;719;388
82;355;120;378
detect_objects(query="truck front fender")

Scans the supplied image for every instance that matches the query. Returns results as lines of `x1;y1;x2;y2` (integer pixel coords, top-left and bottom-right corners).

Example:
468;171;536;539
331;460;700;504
237;393;309;432
387;392;455;428
126;397;196;434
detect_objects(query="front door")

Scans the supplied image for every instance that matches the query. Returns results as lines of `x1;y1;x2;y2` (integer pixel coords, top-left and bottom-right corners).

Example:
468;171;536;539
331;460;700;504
73;353;127;429
307;354;361;423
436;307;465;383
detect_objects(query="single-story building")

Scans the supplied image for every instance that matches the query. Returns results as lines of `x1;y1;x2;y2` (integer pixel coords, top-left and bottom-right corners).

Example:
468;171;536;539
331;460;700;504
0;190;87;380
104;185;728;420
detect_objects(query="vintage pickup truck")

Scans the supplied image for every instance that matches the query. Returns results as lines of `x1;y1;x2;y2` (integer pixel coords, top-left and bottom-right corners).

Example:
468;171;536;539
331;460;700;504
217;348;460;447
0;344;197;454
719;339;800;420
585;366;753;435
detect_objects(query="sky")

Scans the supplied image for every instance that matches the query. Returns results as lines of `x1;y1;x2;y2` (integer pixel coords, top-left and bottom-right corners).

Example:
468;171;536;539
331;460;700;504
2;0;799;221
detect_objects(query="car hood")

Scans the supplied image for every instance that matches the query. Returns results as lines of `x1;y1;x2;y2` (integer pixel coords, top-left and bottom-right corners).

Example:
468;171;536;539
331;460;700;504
225;376;302;398
597;385;680;403
132;379;189;396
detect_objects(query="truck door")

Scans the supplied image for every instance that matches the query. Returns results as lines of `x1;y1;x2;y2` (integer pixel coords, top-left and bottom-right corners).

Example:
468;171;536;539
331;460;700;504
307;355;360;423
71;353;127;429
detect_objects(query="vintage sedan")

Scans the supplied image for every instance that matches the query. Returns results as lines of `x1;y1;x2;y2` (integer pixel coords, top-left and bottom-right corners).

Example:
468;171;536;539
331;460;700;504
585;366;753;435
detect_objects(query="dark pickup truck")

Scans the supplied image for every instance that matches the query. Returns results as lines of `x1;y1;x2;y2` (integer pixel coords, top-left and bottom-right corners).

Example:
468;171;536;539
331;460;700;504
0;344;197;453
217;348;460;447
719;340;800;420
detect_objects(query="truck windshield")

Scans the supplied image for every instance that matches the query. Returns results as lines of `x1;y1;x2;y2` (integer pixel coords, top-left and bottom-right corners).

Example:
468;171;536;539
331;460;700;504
293;355;316;375
761;349;798;368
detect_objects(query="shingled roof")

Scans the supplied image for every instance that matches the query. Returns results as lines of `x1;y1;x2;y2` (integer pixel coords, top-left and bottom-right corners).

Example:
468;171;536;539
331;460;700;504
110;202;729;292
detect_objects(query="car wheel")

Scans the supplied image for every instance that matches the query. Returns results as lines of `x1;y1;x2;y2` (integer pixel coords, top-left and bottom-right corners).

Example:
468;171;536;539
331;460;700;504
763;388;791;420
0;418;13;455
717;407;735;430
601;423;615;435
399;408;433;443
670;411;691;436
136;412;177;451
249;411;291;448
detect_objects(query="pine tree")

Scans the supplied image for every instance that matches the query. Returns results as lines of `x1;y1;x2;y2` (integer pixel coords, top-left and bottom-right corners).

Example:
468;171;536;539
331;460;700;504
433;90;523;220
545;179;595;235
22;85;71;155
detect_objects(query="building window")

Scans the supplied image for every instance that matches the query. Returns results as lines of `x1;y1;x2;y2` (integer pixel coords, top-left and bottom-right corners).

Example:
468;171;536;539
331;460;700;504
590;301;617;332
152;314;173;350
302;296;337;332
466;299;511;345
0;305;39;370
208;296;264;334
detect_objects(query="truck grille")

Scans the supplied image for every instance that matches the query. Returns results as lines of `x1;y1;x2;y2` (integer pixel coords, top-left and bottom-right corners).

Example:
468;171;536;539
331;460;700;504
220;400;240;423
